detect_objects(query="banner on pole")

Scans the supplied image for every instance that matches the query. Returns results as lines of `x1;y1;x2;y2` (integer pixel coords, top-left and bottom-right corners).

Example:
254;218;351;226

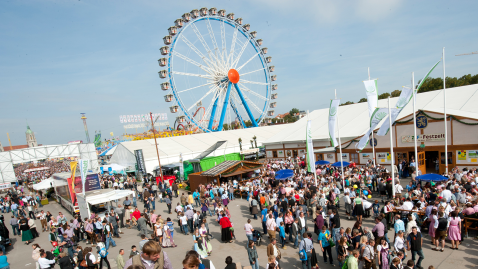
70;161;78;193
363;79;379;118
355;108;389;151
79;159;89;196
376;87;413;136
416;60;441;93
306;120;316;173
135;149;146;174
328;99;340;147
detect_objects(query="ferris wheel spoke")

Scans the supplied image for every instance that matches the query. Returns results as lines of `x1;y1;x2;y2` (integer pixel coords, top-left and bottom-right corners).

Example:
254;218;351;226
236;51;261;71
177;81;216;94
180;35;216;70
220;19;227;66
238;83;268;101
171;71;213;79
205;19;224;71
231;36;252;69
190;23;220;69
227;26;239;67
240;79;269;86
172;51;215;75
239;67;266;77
188;84;221;112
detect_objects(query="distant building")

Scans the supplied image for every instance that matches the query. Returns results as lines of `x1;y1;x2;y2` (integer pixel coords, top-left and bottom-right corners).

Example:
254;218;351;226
275;112;289;119
26;125;38;147
1;125;40;152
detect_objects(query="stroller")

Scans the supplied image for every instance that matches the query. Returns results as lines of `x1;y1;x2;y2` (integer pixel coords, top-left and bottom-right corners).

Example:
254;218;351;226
252;230;263;246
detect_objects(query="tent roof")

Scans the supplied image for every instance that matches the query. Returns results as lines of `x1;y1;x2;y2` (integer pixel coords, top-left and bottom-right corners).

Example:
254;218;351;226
110;124;289;163
264;84;478;145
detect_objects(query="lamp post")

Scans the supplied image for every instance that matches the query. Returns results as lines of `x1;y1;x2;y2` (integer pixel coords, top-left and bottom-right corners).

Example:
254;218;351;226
80;113;91;143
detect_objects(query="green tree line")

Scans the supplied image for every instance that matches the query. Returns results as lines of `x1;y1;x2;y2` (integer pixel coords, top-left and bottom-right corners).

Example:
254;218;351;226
340;74;478;106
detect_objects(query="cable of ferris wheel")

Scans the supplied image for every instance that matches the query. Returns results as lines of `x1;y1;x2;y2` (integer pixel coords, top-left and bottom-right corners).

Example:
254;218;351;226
236;51;262;71
170;71;213;79
186;83;222;112
231;35;253;69
177;81;216;94
237;82;268;101
205;18;226;72
190;23;221;69
239;79;268;86
179;34;216;70
239;67;266;77
172;51;216;75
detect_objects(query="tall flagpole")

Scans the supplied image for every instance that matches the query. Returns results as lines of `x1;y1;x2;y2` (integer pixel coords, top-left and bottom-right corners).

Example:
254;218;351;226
412;72;418;173
369;68;376;167
335;89;345;188
443;47;448;175
388;97;395;198
308;110;318;187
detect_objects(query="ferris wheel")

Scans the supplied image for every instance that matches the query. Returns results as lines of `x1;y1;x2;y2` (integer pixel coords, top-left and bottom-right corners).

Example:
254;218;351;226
158;7;278;133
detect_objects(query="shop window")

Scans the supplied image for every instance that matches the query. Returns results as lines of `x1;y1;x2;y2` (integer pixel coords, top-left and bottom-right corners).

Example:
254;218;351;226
441;152;453;164
293;150;298;158
350;153;358;163
273;150;278;158
316;154;323;161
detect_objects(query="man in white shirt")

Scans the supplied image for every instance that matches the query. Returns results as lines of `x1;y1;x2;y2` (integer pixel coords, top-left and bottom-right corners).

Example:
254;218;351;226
440;189;452;203
395;181;404;199
266;213;277;241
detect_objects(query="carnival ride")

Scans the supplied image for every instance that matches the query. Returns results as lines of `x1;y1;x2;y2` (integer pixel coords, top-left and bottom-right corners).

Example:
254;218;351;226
159;7;277;133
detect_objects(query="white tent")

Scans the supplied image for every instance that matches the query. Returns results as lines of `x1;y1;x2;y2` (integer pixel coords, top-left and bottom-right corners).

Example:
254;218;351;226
109;124;289;173
82;190;133;205
264;84;478;147
101;163;126;172
32;178;55;190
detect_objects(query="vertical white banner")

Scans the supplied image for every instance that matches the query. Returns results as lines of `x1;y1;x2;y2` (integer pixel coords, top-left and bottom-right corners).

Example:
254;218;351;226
355;108;389;151
79;159;89;196
363;79;379;118
328;99;341;147
306;120;316;173
377;87;413;136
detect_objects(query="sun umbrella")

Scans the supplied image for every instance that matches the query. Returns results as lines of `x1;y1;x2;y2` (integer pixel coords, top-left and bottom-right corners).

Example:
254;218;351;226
332;161;350;167
315;160;330;165
416;173;448;182
275;169;294;180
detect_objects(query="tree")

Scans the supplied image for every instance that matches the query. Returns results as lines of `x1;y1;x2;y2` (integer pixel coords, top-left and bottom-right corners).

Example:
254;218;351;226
378;92;390;100
358;98;367;103
289;108;300;116
340;101;354;106
391;90;401;97
283;113;296;122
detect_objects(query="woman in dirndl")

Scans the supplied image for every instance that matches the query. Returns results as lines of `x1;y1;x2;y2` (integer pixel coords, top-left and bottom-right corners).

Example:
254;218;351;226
353;196;364;222
219;213;233;243
448;211;462;249
222;193;229;207
20;219;34;244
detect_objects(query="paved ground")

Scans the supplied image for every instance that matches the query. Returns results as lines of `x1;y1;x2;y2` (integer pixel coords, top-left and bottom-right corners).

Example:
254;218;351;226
5;181;478;269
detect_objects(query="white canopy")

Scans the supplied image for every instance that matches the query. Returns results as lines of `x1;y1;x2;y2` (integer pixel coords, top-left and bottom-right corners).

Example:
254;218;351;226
32;178;55;190
84;190;133;205
102;163;126;172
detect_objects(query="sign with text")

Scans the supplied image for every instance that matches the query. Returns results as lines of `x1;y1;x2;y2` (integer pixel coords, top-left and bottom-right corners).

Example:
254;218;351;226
135;149;146;174
402;133;445;143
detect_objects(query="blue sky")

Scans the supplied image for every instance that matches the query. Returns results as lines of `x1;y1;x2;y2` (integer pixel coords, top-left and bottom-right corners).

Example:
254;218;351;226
1;0;477;146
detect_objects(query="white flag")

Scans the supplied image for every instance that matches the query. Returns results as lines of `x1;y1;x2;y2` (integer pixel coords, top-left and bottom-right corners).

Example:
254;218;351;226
377;87;413;136
306;120;316;173
79;159;89;196
328;99;341;147
363;79;379;118
356;108;389;151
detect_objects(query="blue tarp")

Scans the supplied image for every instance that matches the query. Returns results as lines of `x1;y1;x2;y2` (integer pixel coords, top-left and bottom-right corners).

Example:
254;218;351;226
315;160;330;165
332;161;350;167
416;173;448;182
275;169;294;180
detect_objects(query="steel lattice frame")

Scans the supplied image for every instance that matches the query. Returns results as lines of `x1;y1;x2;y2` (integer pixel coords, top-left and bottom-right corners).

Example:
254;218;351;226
159;9;276;133
0;143;99;183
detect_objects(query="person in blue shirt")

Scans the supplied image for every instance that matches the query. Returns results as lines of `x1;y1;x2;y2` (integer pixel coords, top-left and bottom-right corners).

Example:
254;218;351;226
318;226;334;265
261;208;268;234
193;190;200;207
0;250;9;269
279;222;286;249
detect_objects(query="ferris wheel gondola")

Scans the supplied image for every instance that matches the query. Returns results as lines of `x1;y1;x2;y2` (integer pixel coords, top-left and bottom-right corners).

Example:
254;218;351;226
158;7;277;132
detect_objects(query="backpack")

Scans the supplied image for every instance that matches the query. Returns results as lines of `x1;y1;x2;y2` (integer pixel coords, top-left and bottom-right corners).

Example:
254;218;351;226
299;249;307;261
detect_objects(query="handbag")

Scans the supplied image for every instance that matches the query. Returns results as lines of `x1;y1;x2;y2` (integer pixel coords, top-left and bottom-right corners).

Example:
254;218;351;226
80;260;88;267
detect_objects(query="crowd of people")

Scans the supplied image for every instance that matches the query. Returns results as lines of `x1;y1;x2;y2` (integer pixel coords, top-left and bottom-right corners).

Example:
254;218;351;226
14;160;71;184
1;155;477;269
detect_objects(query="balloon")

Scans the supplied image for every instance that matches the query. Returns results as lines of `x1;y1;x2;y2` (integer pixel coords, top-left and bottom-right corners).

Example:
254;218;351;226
368;195;372;198
353;185;358;189
363;190;369;196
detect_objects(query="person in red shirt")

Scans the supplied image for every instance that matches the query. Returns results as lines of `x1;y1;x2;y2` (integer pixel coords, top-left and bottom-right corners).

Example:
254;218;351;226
219;213;233;243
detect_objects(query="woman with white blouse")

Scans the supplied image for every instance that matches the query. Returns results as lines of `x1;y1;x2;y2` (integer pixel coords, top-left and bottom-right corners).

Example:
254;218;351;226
393;231;406;260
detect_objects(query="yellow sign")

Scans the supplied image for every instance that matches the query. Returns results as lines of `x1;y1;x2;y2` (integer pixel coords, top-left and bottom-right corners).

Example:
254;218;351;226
458;150;467;161
70;161;78;193
380;159;385;163
471;159;477;163
110;132;114;136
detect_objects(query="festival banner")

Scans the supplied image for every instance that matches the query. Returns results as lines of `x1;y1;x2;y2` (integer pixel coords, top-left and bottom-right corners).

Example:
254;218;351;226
356;108;389;151
376;87;413;136
328;99;340;147
363;79;379;118
70;161;77;193
416;60;441;93
306;120;316;173
79;159;89;196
